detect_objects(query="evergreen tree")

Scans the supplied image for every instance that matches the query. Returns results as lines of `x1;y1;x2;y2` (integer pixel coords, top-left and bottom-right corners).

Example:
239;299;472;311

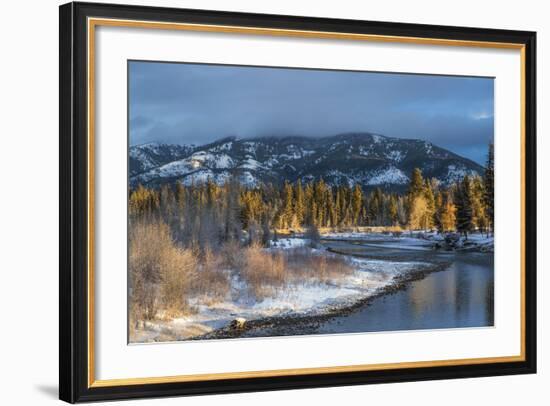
406;168;427;228
313;180;327;226
439;191;457;232
294;179;305;226
409;195;430;230
455;176;474;238
129;184;159;219
484;142;495;235
471;176;488;235
282;181;295;229
304;183;315;225
310;199;318;227
423;179;436;230
434;191;443;232
334;187;342;227
408;168;424;198
388;194;398;226
368;190;381;225
241;190;262;229
351;184;363;226
337;186;347;226
327;188;337;227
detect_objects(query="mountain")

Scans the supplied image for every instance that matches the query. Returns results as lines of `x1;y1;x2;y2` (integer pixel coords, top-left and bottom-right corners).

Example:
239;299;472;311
129;133;484;191
129;143;195;176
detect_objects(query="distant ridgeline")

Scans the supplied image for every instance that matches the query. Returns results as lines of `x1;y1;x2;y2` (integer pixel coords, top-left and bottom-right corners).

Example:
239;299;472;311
129;133;494;237
129;133;483;193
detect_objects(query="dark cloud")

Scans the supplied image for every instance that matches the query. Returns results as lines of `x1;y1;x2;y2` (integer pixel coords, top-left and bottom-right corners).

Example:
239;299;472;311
129;61;494;164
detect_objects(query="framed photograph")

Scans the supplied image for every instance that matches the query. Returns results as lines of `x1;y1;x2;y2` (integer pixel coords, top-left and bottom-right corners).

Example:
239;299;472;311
59;1;537;403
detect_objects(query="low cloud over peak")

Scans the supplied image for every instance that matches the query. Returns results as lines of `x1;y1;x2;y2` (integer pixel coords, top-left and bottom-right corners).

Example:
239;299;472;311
129;61;494;165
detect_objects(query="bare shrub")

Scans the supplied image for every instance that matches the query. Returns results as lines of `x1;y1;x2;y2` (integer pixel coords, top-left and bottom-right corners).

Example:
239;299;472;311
195;246;230;301
159;245;197;317
320;255;355;282
129;220;198;324
129;221;163;324
220;240;246;271
285;248;354;284
283;247;314;280
241;244;286;299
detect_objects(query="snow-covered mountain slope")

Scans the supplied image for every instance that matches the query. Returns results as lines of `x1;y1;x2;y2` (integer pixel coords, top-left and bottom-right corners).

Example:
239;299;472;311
129;133;483;190
129;143;195;176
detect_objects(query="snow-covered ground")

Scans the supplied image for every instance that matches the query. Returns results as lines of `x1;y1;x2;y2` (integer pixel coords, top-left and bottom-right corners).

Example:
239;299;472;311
322;231;398;241
322;230;492;246
133;231;493;343
132;237;432;343
366;166;409;185
268;237;309;250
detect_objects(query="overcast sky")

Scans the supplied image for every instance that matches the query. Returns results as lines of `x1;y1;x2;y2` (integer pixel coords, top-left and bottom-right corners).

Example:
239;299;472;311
129;61;494;165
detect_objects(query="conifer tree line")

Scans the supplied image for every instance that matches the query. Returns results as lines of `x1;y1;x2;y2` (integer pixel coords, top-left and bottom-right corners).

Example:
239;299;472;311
130;144;494;244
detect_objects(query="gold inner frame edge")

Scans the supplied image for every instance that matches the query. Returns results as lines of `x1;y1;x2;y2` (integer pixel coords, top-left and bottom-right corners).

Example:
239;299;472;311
87;17;527;388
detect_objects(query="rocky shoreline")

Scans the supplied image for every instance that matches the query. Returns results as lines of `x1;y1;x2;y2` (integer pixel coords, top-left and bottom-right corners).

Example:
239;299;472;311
190;259;451;341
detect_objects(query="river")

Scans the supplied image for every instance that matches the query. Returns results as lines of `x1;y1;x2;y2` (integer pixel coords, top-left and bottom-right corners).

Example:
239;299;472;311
230;237;494;339
317;238;494;334
196;235;494;340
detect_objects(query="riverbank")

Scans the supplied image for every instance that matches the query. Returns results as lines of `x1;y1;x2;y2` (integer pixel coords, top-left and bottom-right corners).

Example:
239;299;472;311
130;231;477;343
197;259;450;340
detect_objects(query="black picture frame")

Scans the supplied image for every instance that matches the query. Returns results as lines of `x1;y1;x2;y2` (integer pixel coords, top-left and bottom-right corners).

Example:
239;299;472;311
59;1;537;403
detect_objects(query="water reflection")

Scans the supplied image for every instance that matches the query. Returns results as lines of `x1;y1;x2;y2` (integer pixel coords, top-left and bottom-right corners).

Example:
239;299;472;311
317;246;494;334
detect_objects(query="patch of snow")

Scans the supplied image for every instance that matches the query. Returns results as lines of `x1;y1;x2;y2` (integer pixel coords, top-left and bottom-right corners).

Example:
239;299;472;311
242;141;258;155
240;171;259;187
367;167;409;185
179;169;231;186
359;145;374;156
278;153;302;160
129;143;193;174
264;157;280;168
209;141;233;153
215;154;234;169
134;159;194;182
385;150;405;163
326;170;354;187
466;233;493;243
238;158;264;170
322;231;397;241
133;150;236;183
443;164;479;184
269;238;309;249
372;134;384;143
424;141;433;155
284;144;314;158
130;148;158;171
314;156;325;165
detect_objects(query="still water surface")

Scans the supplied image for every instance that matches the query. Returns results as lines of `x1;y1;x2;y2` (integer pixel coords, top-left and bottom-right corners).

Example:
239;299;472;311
317;239;494;333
